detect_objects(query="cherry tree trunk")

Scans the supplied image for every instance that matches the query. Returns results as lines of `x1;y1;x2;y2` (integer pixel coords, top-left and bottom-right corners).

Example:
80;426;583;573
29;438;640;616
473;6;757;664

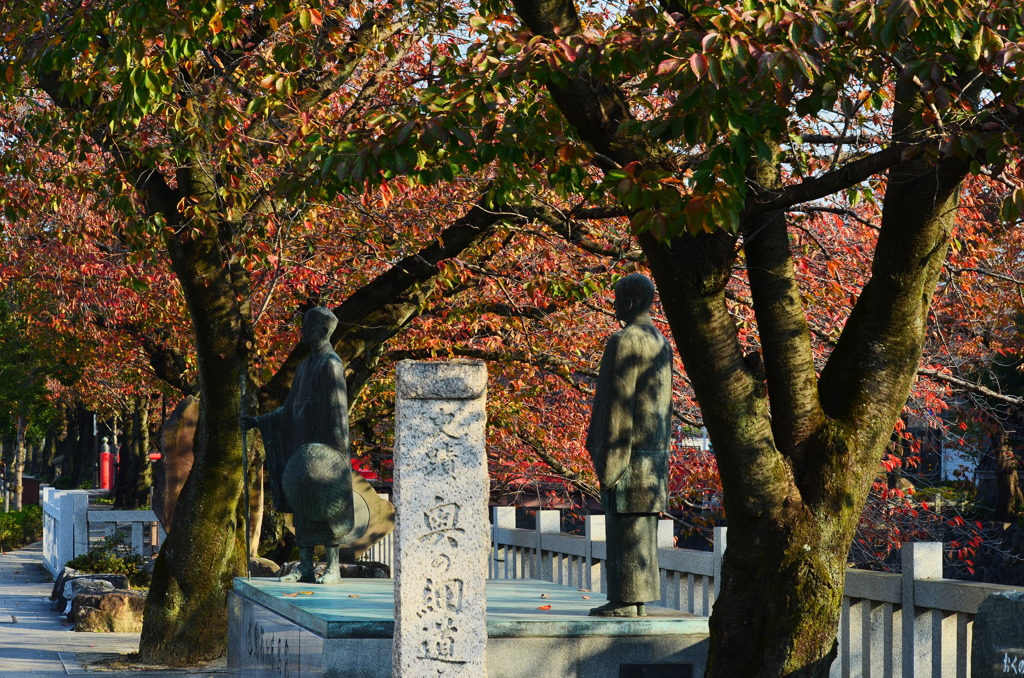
138;208;251;664
12;412;26;512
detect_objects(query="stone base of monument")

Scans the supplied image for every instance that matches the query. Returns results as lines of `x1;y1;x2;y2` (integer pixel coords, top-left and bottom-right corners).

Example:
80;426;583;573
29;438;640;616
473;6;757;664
229;577;709;678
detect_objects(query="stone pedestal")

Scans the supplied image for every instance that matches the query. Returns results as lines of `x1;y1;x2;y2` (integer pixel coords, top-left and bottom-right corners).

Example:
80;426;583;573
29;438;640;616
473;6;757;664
228;577;709;678
973;590;1024;677
393;360;489;678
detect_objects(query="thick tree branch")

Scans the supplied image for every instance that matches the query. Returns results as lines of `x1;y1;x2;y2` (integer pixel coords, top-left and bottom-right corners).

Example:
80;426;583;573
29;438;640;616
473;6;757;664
743;156;823;474
127;328;198;397
819;75;971;476
745;144;907;218
257;200;516;409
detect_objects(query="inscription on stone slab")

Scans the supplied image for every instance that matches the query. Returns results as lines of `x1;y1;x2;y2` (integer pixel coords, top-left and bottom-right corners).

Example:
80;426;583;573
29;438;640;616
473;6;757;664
393;360;488;678
973;591;1024;677
229;591;323;678
619;664;693;678
618;667;692;675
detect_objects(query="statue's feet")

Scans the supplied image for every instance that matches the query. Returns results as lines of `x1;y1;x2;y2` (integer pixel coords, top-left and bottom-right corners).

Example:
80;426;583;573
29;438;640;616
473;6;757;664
278;569;316;584
317;570;342;585
588;601;643;618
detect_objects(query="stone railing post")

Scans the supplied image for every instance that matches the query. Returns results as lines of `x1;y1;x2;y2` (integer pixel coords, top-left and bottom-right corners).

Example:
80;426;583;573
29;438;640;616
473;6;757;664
491;506;515;579
50;490;90;569
69;491;90;558
393;360;488;678
901;541;943;678
657;519;674;548
536;509;560;581
712;526;727;605
585;514;606;593
42;488;56;575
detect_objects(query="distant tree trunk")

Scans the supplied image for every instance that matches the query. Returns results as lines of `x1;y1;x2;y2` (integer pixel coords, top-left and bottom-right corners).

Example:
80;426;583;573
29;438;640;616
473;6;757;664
114;397;155;509
25;438;38;477
67;406;96;486
32;439;44;477
54;406;76;481
995;438;1024;522
42;431;57;482
133;398;153;508
13;411;26;511
1;438;8;511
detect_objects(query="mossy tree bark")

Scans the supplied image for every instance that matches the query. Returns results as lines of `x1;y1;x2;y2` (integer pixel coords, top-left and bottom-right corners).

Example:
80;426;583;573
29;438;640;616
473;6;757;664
132;166;253;664
642;141;966;676
509;1;972;674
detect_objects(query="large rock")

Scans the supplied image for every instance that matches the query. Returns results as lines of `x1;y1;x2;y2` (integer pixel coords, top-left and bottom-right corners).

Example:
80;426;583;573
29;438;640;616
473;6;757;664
50;566;79;601
153;395;198;532
71;591;146;632
249;557;282;577
57;575;130;615
338;561;390;578
280;560;327;580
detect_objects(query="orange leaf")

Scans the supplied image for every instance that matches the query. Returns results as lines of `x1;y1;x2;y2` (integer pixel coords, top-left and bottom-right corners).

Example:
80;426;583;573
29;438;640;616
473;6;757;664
582;596;591;600
537;604;552;610
349;594;360;598
283;592;299;597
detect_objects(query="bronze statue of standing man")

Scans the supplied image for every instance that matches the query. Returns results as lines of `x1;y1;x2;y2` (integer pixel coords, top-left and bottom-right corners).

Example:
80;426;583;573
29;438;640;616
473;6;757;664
586;273;673;617
242;307;354;584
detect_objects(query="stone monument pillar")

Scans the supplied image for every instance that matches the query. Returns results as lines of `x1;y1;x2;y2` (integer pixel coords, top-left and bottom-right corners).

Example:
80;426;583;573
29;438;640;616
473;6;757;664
393;360;489;678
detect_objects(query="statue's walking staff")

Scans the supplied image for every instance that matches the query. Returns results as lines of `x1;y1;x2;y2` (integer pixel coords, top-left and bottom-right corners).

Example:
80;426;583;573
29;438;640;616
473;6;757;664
239;371;252;580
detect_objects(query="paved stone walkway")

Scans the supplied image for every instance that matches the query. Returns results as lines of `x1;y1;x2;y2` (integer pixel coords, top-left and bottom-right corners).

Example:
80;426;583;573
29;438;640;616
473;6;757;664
0;541;231;676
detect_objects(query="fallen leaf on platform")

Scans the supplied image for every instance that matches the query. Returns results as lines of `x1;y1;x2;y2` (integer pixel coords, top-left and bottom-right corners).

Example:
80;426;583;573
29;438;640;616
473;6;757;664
537;605;552;610
298;591;314;595
283;593;299;597
582;596;591;600
578;588;590;592
349;594;360;598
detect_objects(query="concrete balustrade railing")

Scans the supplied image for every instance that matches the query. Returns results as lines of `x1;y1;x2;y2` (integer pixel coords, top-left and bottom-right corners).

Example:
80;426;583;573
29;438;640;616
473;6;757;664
42;488;90;578
40;487;165;578
488;507;1022;678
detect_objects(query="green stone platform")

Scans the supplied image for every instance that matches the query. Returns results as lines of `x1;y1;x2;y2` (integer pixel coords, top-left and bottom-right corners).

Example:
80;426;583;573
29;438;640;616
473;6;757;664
228;577;709;678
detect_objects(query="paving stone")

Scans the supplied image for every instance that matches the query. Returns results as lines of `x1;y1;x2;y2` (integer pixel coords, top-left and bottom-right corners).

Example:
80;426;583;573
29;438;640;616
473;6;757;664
0;541;234;676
